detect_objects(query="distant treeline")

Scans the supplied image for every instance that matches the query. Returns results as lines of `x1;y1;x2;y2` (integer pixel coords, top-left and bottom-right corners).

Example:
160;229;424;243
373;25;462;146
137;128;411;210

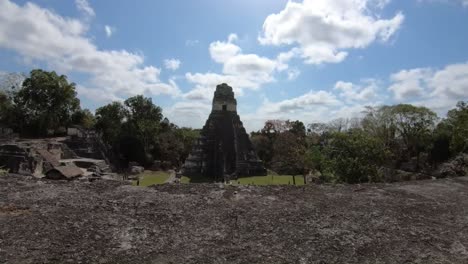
1;69;467;182
251;103;467;183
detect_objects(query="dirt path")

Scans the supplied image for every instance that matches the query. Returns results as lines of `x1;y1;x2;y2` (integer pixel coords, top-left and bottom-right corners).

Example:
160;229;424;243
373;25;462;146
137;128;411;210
1;175;468;263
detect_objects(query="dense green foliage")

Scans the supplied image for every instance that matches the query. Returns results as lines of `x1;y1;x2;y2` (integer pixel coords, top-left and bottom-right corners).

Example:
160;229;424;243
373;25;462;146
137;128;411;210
95;102;127;144
252;103;466;184
444;101;468;154
13;69;80;135
94;97;199;168
0;69;92;136
324;130;388;183
71;109;96;129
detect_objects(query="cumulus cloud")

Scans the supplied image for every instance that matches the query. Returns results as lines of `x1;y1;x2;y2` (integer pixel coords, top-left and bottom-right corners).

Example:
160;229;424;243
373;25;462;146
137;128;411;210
240;77;389;131
184;34;283;101
241;88;368;131
0;0;179;103
209;34;241;63
248;62;468;131
430;63;468;97
164;101;211;129
76;85;123;102
104;25;115;37
259;0;404;64
262;90;339;114
388;62;468;112
175;34;291;128
209;33;278;79
183;71;274;102
164;59;181;71
388;68;431;100
334;79;379;102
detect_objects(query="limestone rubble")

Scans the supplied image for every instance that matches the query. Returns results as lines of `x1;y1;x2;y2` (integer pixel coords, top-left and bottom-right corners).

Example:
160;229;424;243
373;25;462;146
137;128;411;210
1;175;468;263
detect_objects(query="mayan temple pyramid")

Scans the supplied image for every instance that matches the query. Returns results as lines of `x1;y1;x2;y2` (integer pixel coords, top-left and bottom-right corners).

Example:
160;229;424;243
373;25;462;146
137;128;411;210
182;83;267;181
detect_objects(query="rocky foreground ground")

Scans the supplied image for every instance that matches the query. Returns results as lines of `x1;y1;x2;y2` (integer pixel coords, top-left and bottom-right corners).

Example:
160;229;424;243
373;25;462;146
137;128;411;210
1;175;468;264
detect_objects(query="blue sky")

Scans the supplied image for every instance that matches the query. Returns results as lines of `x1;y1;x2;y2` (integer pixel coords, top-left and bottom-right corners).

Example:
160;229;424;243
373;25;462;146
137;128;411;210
0;0;467;131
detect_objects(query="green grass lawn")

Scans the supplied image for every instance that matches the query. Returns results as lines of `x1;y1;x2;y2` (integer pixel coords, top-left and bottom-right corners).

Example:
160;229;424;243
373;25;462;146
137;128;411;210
181;174;305;185
132;170;171;186
180;176;191;183
136;171;305;186
235;175;305;186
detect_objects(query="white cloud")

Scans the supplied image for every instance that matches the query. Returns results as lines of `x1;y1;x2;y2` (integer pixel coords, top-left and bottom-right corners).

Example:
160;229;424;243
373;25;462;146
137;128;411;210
389;62;468;113
241;89;357;131
430;63;468;98
239;76;389;131
0;0;179;103
77;85;123;103
185;34;283;101
259;0;404;64
388;68;431;100
209;34;242;63
164;58;181;71
177;33;287;127
222;54;277;85
262;90;339;114
184;72;256;100
75;0;95;18
164;101;211;129
104;25;115;37
240;62;468;132
334;79;379;102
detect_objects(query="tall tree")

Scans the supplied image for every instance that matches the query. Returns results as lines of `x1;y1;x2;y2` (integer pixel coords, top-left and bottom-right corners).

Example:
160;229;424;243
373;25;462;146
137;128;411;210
174;127;200;164
251;133;273;165
443;101;468;154
13;69;80;135
361;105;397;148
95;101;127;144
390;104;437;167
123;95;163;156
271;131;306;175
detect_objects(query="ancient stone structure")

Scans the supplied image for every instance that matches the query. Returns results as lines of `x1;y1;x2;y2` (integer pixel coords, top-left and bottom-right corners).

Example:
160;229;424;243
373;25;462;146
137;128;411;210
183;83;266;181
0;137;111;179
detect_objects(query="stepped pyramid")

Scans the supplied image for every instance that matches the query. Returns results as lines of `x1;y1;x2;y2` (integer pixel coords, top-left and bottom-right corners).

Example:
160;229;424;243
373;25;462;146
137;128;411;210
182;83;267;181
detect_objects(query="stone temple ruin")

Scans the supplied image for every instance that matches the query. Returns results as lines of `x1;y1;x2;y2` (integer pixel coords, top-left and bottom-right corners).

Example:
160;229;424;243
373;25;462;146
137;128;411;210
183;83;266;181
0;128;113;180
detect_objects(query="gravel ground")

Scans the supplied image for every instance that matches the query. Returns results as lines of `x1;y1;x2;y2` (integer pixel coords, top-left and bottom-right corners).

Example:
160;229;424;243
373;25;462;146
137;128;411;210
1;175;468;264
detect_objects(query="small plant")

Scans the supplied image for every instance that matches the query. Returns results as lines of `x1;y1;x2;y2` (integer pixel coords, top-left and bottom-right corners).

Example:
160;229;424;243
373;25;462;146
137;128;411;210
0;167;9;177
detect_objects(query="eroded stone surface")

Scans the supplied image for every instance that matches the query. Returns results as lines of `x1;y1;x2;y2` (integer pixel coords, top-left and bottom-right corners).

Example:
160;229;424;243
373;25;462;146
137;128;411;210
1;176;468;263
